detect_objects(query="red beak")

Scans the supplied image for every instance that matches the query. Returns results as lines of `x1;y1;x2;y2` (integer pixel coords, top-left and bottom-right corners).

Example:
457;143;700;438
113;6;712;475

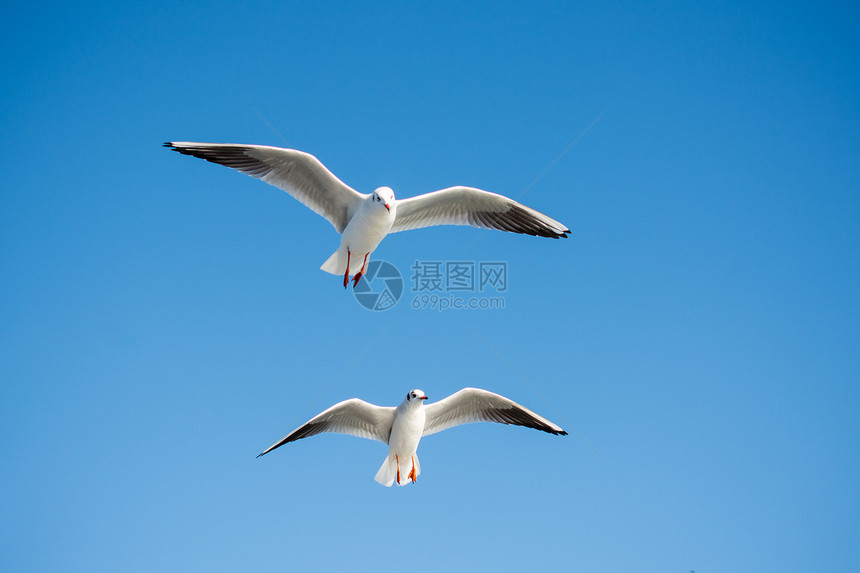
384;203;390;212
420;396;428;400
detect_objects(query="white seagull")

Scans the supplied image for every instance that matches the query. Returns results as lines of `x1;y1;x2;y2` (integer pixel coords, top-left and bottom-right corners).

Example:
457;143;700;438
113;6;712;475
164;142;570;287
257;387;567;486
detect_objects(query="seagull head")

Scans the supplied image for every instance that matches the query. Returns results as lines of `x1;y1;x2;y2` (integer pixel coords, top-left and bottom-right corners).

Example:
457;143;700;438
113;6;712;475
405;389;429;405
373;186;395;213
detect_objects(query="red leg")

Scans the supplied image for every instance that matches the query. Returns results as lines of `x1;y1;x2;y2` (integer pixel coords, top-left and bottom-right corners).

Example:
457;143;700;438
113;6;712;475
396;454;401;485
408;454;417;483
343;250;351;289
352;253;369;288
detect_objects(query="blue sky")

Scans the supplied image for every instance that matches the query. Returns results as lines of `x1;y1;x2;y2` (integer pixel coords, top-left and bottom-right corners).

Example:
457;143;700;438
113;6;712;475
2;1;859;571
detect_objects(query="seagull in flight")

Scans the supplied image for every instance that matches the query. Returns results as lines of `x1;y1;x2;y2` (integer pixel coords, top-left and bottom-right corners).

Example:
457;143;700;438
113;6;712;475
257;387;567;486
164;142;570;287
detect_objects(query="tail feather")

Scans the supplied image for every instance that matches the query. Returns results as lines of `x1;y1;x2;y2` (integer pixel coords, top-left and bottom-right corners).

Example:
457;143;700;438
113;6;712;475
320;248;345;275
320;247;367;275
374;453;420;487
374;455;397;487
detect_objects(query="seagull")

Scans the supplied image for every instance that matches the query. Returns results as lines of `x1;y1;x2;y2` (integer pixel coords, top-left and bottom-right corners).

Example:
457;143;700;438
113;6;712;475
164;142;570;287
257;387;567;486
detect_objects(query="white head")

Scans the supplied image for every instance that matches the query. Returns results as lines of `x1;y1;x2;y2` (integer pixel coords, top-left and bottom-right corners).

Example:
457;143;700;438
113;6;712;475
372;186;395;213
404;388;428;405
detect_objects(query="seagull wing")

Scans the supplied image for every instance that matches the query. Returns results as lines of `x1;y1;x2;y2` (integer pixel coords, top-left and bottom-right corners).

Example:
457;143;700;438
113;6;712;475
390;186;570;238
422;387;567;437
257;399;396;457
165;142;365;233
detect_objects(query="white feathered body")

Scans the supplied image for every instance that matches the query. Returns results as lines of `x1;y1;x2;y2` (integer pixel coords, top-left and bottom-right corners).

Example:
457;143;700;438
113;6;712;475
320;195;397;275
374;398;425;487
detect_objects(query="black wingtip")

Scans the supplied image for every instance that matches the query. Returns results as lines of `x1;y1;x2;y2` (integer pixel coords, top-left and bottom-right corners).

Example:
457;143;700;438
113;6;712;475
559;430;568;436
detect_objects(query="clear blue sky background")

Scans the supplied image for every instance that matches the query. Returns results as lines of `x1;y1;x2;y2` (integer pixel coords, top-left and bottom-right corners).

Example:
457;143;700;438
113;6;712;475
2;1;858;571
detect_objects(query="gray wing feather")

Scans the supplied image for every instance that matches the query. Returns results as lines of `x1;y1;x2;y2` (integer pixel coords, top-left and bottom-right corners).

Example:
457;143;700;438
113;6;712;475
165;142;365;233
422;388;567;437
257;399;396;457
391;186;570;238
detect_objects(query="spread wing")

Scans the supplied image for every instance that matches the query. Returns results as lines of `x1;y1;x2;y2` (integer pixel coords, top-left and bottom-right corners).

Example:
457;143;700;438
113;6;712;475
165;142;366;233
391;186;570;238
422;387;567;437
257;399;396;457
